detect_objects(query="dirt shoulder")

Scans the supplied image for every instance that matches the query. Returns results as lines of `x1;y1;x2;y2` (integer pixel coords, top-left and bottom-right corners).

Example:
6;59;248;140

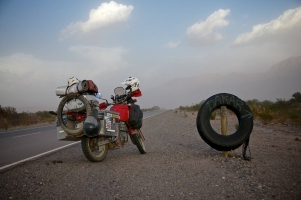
0;110;300;200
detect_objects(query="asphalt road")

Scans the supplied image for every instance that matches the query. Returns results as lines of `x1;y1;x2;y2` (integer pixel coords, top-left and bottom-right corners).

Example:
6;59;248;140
0;110;165;169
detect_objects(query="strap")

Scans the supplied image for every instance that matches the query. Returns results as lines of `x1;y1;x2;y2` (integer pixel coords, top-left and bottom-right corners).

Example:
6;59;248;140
242;137;252;161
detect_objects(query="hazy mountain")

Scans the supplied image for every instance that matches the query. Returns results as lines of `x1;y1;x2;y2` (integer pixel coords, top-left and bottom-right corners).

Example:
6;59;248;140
140;56;301;109
14;56;301;112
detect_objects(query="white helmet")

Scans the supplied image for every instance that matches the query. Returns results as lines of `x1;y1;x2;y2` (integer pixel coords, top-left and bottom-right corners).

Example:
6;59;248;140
121;77;140;92
68;77;80;86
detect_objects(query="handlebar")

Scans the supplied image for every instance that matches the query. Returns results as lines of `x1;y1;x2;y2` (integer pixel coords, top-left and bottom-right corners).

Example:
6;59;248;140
99;91;137;110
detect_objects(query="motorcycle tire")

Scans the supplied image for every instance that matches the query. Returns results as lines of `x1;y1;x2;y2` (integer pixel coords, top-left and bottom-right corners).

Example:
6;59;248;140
196;93;253;151
81;136;108;162
131;129;146;154
57;94;92;136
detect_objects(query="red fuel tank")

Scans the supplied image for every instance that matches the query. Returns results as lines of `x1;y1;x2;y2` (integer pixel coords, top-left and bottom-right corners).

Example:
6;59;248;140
110;104;129;121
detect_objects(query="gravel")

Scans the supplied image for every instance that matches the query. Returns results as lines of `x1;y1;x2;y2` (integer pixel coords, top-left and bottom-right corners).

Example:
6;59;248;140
0;110;300;200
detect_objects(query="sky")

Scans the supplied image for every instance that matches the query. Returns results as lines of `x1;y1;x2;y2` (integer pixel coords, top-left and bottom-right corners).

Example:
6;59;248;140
0;0;301;111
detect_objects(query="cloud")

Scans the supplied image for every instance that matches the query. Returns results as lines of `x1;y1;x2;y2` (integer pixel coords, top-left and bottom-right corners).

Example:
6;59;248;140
0;51;128;110
0;53;81;89
0;53;75;109
164;41;181;49
233;6;301;46
186;9;230;46
69;45;128;71
60;1;133;40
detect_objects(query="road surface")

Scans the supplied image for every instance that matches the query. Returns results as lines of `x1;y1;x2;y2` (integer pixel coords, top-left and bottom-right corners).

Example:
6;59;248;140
0;110;165;168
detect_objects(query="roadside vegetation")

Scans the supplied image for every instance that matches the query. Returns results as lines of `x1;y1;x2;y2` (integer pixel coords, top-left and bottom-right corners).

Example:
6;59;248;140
0;106;55;130
177;92;301;126
0;105;162;130
178;101;205;112
246;92;301;126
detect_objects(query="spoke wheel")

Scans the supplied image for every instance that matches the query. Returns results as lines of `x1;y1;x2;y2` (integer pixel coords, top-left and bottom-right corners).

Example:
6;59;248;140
81;136;108;162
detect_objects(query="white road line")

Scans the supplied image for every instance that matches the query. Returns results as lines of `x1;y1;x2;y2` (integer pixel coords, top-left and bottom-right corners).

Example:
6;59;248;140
0;110;166;171
13;132;41;138
0;142;80;171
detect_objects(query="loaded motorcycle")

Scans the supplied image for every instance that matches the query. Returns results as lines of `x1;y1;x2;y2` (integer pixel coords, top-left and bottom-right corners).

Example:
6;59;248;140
53;77;146;162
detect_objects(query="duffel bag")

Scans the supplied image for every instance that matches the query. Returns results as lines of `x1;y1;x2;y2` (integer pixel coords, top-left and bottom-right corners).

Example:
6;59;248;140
87;80;98;93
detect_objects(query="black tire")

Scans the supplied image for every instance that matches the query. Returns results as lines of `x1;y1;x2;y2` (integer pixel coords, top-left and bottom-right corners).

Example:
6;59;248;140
81;136;108;162
131;129;146;154
196;93;253;151
57;94;92;136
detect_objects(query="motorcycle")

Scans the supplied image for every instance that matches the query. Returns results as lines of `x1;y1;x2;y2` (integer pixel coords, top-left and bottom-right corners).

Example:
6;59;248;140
53;78;146;162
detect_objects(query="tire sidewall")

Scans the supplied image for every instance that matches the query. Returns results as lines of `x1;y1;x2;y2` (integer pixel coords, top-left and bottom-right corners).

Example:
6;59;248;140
57;94;92;136
131;131;146;154
196;93;253;151
81;136;108;162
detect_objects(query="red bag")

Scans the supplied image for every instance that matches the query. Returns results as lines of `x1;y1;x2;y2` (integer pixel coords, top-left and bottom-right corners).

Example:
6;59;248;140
87;80;98;93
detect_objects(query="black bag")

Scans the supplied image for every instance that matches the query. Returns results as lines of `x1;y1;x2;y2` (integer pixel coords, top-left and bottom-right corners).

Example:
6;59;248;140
129;104;143;129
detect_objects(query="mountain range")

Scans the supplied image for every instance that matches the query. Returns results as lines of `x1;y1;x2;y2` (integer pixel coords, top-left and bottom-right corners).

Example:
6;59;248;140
140;56;301;109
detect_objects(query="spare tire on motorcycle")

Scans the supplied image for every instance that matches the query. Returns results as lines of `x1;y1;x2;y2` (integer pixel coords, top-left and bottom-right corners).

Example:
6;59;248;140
57;94;92;136
196;93;253;151
129;104;143;129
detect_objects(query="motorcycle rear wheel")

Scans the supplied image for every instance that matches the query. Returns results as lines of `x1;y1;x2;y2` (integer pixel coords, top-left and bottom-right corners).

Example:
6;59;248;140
131;129;146;154
81;136;108;162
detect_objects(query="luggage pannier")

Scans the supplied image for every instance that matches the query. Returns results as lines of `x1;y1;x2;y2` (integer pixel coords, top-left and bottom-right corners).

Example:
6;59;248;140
129;104;143;129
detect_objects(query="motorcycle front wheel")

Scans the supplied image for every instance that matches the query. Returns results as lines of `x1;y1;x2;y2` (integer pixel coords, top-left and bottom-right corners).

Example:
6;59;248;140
81;136;108;162
131;129;146;154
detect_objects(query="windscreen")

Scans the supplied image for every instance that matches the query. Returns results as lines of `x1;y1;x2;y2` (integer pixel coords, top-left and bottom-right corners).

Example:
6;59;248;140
114;87;125;95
